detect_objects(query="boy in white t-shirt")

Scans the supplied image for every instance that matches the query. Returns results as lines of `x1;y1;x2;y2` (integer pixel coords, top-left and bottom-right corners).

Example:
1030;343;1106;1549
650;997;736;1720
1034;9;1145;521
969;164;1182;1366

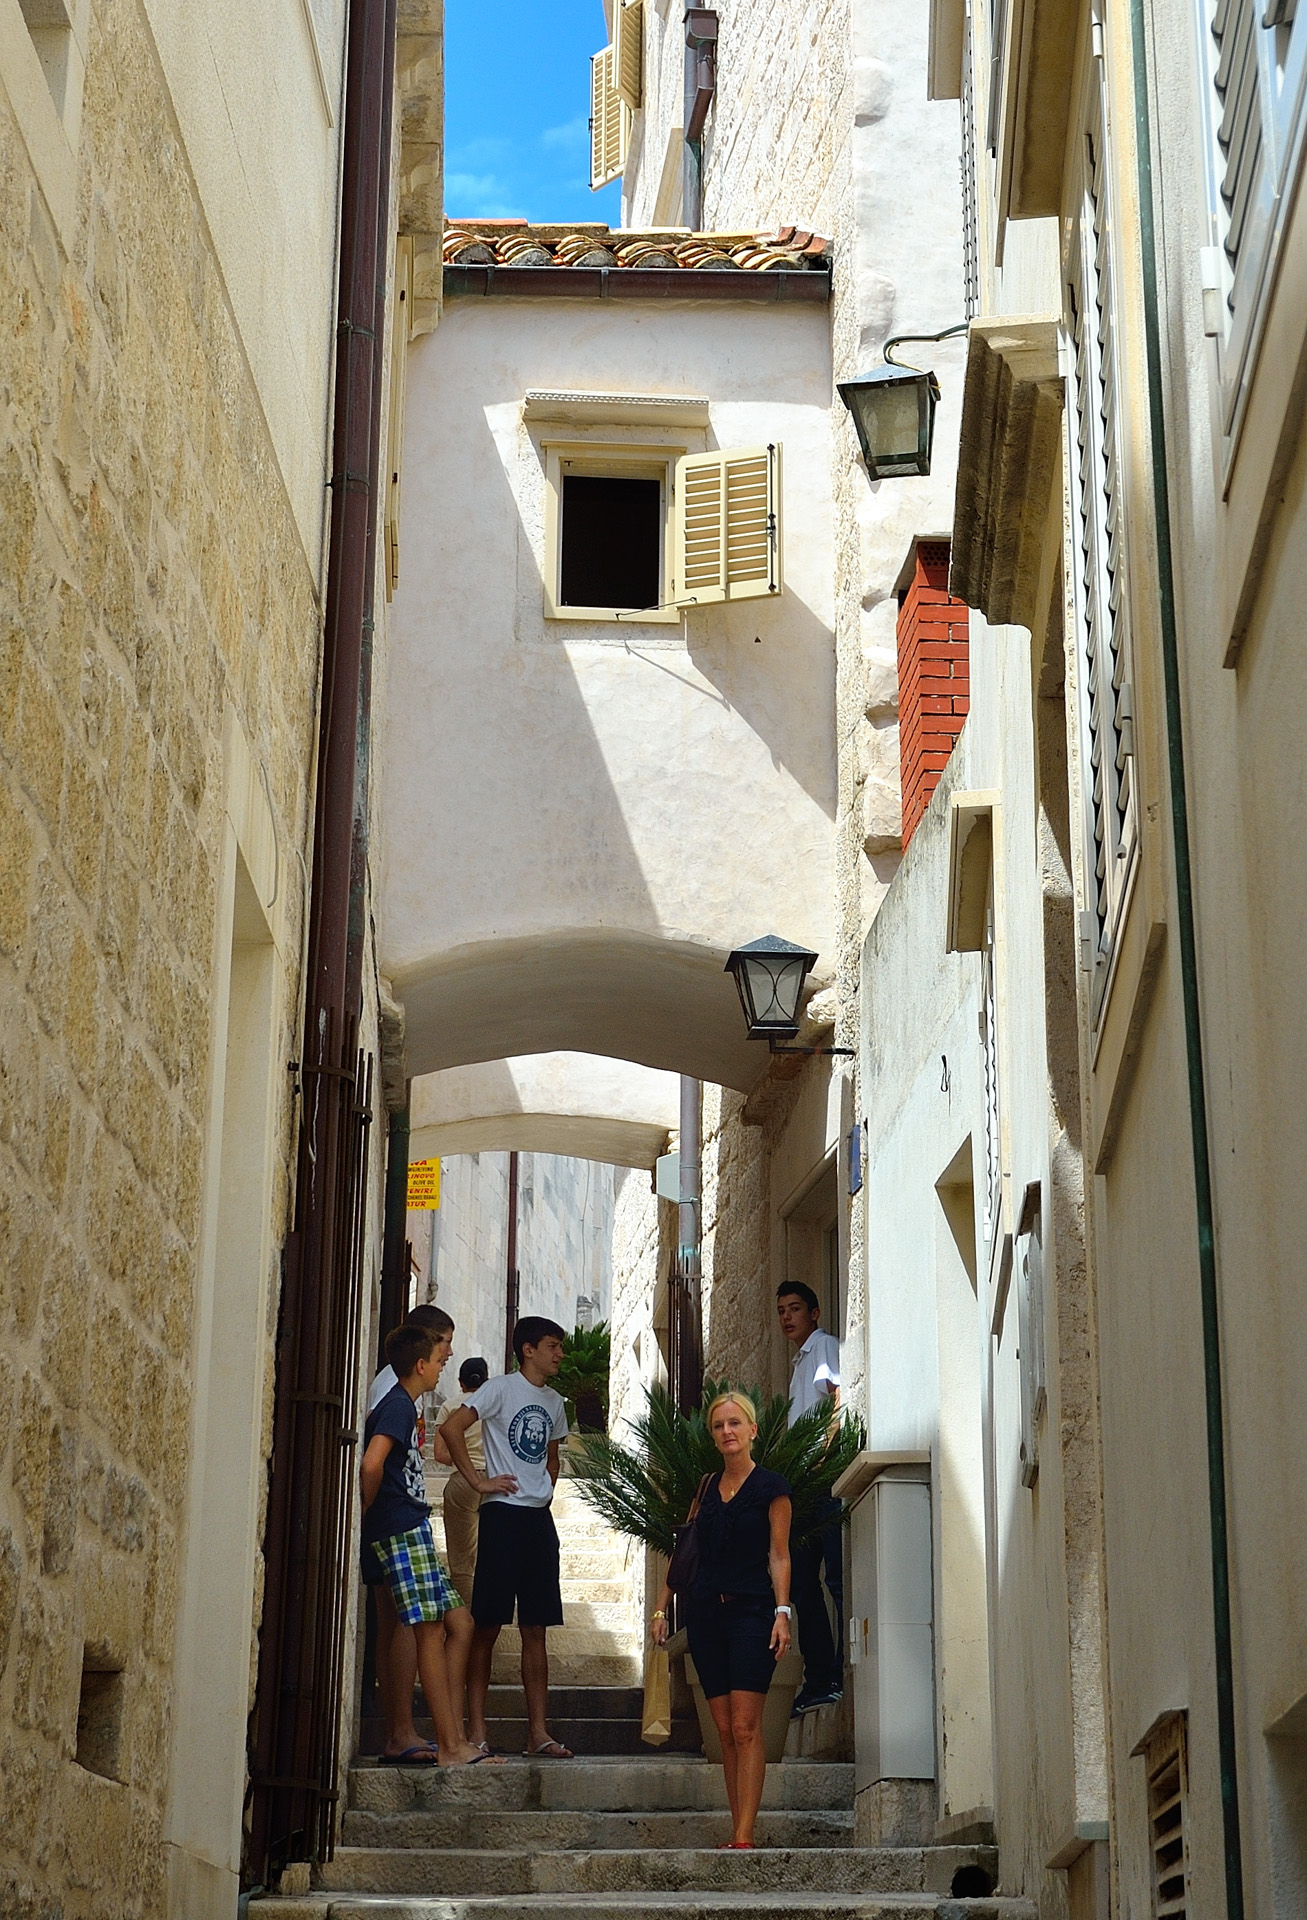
440;1316;572;1758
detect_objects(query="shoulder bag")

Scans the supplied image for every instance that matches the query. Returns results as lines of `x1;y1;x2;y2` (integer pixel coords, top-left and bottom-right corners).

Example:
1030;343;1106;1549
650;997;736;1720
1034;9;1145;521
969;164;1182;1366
666;1471;716;1593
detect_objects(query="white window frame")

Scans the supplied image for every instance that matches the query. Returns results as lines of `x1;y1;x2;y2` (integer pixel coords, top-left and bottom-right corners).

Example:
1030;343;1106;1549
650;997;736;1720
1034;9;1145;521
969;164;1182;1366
541;441;683;624
1063;81;1141;1042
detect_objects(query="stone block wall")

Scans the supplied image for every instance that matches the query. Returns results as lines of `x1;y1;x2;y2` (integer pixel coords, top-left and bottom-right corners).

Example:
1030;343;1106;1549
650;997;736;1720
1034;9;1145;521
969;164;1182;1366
0;0;330;1907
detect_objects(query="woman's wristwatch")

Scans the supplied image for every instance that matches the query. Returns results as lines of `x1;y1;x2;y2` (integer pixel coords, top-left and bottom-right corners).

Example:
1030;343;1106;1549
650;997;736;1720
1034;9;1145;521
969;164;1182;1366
652;1610;666;1621
774;1604;792;1617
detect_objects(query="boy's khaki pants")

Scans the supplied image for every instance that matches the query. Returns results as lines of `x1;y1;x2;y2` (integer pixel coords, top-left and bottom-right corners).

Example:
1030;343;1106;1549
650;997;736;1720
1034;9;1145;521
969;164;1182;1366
442;1473;482;1609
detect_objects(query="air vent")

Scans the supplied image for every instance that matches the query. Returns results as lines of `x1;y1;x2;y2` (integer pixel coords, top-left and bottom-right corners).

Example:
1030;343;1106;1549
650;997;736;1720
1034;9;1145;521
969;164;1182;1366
1147;1717;1189;1918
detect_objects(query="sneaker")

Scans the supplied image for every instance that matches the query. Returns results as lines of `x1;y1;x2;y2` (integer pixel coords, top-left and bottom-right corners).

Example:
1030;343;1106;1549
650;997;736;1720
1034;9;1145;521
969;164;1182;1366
805;1686;844;1711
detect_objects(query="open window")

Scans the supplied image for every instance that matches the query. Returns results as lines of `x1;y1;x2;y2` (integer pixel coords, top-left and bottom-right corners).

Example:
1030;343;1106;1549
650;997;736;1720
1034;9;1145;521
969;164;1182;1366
543;443;679;622
540;435;784;622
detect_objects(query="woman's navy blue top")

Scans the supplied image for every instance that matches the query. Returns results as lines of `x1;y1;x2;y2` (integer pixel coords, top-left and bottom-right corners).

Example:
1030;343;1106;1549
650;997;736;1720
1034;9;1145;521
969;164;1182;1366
690;1464;791;1603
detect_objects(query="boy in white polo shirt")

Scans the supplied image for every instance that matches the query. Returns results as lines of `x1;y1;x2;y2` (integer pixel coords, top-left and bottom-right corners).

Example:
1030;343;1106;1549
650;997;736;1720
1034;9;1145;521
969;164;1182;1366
777;1281;845;1714
438;1316;573;1757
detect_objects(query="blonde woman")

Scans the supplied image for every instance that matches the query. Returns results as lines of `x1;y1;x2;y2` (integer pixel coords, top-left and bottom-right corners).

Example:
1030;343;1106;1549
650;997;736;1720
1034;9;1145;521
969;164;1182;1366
651;1391;792;1849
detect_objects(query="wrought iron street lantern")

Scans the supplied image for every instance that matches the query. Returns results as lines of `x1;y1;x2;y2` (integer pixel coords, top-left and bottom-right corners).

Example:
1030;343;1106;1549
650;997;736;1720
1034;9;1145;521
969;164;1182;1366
724;934;819;1042
837;323;968;481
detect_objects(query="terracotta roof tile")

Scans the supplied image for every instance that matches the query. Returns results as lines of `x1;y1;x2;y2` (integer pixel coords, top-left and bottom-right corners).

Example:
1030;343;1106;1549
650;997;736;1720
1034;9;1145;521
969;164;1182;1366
441;220;831;272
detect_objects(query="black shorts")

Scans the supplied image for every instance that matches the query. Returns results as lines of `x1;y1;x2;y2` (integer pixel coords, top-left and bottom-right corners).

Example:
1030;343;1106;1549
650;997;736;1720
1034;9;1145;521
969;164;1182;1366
686;1595;777;1698
470;1501;563;1627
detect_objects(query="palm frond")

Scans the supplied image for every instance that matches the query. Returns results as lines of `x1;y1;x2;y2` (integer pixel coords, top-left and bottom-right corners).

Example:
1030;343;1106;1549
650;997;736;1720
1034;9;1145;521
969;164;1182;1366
569;1380;865;1554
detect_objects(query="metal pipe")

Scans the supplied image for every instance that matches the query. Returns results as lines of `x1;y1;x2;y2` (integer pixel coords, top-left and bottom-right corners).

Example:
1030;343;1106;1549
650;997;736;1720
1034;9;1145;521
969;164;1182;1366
678;1076;702;1407
1125;4;1244;1911
379;1084;411;1359
504;1150;520;1372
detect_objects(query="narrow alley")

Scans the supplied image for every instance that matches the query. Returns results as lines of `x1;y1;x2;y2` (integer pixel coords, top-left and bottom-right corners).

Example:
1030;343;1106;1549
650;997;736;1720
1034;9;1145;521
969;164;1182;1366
2;0;1306;1916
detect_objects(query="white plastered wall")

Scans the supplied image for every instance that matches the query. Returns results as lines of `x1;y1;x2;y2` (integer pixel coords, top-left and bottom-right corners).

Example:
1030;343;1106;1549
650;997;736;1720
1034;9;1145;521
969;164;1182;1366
138;0;347;558
409;1052;679;1171
381;295;837;1089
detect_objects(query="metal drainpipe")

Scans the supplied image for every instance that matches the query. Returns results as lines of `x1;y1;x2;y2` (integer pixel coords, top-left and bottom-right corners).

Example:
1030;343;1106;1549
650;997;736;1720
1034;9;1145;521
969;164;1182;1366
1126;5;1244;1912
504;1150;520;1371
247;0;396;1876
378;1083;411;1357
678;1075;703;1406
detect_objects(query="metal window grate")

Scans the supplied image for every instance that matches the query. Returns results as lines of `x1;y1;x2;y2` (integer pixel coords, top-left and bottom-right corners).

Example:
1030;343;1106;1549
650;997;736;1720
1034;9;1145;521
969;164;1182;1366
1147;1721;1190;1918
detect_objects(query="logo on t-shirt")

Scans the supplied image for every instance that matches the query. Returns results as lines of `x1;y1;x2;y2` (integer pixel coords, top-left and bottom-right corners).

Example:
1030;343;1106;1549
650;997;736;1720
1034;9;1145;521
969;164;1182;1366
507;1404;551;1464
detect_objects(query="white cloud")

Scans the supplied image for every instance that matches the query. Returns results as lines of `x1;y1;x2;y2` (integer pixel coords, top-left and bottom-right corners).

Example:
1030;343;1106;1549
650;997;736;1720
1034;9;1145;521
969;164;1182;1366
540;116;589;152
444;171;522;217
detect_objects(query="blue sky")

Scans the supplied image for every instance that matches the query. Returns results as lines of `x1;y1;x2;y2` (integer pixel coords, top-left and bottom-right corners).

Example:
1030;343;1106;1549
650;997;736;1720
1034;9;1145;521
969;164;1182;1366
444;0;622;226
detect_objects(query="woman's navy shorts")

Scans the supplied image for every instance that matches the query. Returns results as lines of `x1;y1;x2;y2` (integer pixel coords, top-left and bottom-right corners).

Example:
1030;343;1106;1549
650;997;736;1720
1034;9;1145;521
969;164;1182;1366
686;1595;777;1698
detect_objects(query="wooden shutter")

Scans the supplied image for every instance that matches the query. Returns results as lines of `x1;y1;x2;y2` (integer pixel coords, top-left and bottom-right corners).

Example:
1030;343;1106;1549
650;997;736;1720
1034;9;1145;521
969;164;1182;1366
384;238;412;600
673;445;782;605
616;0;643;110
590;46;626;188
1065;102;1138;1027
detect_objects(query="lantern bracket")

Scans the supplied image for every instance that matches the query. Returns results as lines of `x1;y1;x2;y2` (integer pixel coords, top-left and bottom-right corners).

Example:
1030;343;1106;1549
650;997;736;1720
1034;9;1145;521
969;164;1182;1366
883;321;969;373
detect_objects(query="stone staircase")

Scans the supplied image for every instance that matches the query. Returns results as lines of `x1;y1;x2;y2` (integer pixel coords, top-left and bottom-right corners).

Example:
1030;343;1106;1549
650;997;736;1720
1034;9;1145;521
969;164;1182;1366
361;1472;681;1755
270;1469;1035;1918
252;1752;1033;1918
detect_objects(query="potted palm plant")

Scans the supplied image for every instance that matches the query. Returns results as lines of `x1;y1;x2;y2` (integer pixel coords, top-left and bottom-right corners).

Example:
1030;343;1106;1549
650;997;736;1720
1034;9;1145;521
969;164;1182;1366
570;1380;863;1757
555;1320;611;1438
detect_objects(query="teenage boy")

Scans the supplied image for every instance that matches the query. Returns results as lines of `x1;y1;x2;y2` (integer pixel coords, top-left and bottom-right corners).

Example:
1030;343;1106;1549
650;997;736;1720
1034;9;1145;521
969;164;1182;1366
777;1281;845;1714
365;1303;450;1759
360;1319;497;1767
439;1316;573;1758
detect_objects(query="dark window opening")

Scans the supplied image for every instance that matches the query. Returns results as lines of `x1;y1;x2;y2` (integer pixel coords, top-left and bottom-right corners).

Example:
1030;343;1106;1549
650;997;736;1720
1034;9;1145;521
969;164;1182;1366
560;474;661;610
76;1656;125;1780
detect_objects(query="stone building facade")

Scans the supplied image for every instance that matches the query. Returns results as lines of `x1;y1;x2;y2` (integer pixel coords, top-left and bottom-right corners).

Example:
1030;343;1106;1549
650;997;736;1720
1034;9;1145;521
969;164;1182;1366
407;1150;617;1371
0;0;437;1907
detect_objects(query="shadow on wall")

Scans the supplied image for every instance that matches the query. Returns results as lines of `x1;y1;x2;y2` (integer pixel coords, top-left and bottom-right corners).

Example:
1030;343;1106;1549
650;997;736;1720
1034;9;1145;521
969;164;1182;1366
381;310;836;1092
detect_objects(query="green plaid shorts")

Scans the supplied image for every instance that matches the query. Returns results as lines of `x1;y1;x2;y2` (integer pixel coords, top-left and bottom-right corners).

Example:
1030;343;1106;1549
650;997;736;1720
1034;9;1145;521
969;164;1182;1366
370;1521;462;1624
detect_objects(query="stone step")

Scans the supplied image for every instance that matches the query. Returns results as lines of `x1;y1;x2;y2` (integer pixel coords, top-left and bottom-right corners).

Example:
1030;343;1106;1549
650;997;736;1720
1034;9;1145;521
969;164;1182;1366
257;1894;1034;1919
491;1654;642;1687
313;1845;1002;1898
348;1758;855;1816
488;1630;642;1687
560;1580;633;1603
341;1809;855;1851
359;1714;701;1758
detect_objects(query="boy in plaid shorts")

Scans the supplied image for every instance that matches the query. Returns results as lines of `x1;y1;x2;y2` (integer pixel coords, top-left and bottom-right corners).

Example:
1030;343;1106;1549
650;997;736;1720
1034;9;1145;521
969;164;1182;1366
360;1320;505;1767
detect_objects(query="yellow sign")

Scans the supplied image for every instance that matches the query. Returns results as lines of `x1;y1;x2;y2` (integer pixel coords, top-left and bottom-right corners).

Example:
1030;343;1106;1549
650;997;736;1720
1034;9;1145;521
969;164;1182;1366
406;1157;440;1211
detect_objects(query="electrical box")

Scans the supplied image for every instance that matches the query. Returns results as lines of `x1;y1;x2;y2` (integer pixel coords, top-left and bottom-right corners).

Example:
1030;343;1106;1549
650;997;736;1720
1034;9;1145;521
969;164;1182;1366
849;1465;934;1791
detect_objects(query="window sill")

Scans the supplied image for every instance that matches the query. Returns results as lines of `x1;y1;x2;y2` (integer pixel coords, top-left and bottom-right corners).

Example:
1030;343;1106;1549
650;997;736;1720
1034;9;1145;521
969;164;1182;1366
544;602;681;625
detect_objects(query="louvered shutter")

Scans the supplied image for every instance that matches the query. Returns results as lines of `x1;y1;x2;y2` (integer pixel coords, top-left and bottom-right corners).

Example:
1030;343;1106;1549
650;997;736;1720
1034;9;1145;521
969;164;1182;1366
673;445;782;606
616;0;644;110
590;46;626;189
1065;102;1138;1027
1210;0;1274;416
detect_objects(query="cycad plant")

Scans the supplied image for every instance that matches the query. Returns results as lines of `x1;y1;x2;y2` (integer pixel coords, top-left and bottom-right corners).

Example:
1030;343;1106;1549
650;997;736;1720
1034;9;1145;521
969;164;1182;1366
556;1320;611;1432
569;1379;864;1551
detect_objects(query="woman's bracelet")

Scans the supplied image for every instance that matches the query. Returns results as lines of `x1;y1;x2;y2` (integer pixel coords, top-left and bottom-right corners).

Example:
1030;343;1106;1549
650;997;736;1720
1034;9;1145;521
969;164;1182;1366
652;1609;665;1620
774;1604;792;1617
